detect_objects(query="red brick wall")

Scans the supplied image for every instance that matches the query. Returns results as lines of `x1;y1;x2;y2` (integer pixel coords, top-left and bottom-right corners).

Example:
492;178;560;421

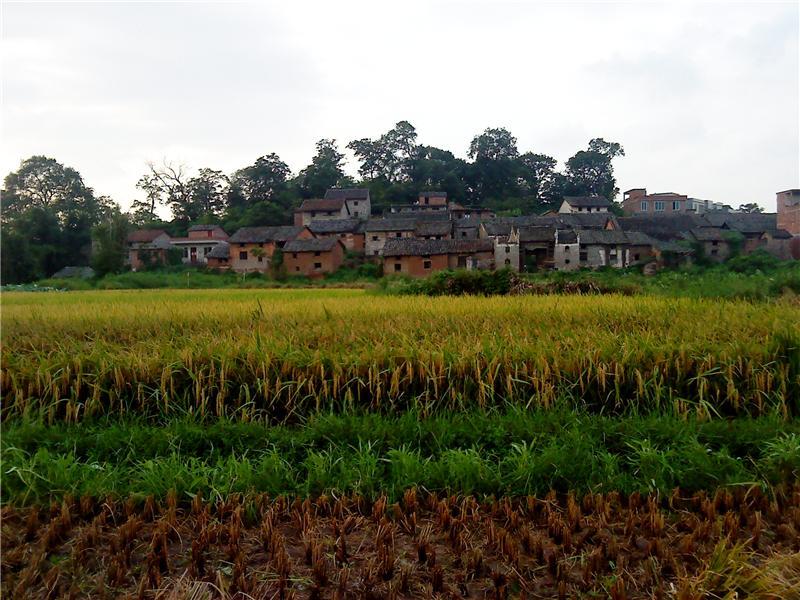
777;190;800;236
384;254;449;277
285;243;345;277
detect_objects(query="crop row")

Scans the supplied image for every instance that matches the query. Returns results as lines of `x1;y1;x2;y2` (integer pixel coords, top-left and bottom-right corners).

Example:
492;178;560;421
2;290;799;421
3;486;799;599
3;411;798;504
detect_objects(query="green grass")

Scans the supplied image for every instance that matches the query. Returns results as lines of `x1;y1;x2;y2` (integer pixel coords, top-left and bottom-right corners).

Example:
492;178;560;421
2;409;797;505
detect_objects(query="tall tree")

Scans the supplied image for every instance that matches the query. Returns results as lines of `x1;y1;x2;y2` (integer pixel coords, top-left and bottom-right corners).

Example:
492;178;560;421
738;203;764;214
564;138;625;200
518;152;559;209
226;153;294;227
348;121;419;183
92;210;130;276
298;139;346;198
136;161;194;223
2;156;110;282
466;127;522;203
187;168;228;219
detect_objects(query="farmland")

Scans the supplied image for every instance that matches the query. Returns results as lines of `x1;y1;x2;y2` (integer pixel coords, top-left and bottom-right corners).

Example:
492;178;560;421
2;288;799;598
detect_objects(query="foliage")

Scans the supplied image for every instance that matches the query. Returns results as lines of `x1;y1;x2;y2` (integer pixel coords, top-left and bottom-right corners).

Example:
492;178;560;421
91;210;130;277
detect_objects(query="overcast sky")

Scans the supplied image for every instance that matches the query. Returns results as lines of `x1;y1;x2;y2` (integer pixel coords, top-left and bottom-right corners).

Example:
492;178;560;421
2;0;798;211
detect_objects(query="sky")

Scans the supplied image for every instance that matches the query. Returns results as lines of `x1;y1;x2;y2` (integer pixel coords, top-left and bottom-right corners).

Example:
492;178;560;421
2;0;799;212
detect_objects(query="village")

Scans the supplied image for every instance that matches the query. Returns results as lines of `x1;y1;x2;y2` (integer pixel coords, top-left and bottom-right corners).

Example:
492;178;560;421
126;187;800;278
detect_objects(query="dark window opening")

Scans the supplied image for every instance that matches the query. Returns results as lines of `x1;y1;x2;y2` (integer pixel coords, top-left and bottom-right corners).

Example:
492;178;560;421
423;260;432;269
314;262;322;269
239;251;247;260
394;263;401;272
314;251;321;256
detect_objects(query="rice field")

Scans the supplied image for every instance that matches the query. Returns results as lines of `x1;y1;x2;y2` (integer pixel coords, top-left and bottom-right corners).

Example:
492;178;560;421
2;289;799;421
2;288;799;598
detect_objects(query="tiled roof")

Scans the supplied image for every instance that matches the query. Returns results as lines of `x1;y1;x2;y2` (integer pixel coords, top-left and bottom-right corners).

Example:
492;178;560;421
324;188;370;201
382;238;493;257
297;198;345;212
207;241;230;259
687;227;729;242
188;224;223;231
578;230;631;245
419;191;447;197
228;226;307;243
705;213;778;234
562;195;611;208
284;238;341;252
517;226;555;243
415;221;453;237
307;218;363;234
617;214;711;241
127;229;169;243
556;230;578;244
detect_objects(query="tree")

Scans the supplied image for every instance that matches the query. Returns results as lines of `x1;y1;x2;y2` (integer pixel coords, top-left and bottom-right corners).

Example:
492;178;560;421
298;139;346;198
468;127;519;161
465;127;522;204
518;152;560;209
564;138;625;200
1;156;111;282
348;121;419;183
187;168;228;219
92;210;130;276
738;203;764;214
232;153;291;204
136;161;194;223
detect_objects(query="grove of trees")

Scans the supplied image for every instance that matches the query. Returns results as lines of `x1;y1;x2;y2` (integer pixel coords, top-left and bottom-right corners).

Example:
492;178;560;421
2;122;627;283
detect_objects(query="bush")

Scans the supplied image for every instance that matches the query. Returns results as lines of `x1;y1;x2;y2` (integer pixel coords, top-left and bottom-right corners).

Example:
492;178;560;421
726;250;783;273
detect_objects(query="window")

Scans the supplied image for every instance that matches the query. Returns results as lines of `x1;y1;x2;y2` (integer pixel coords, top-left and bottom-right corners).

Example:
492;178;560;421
183;248;189;258
712;240;719;246
295;266;300;272
564;246;570;252
314;262;322;269
311;211;317;217
374;250;379;256
239;251;247;260
641;201;648;211
239;243;245;248
423;260;432;269
314;251;321;256
579;251;588;262
672;200;681;211
258;256;263;262
190;247;196;254
395;232;402;238
292;253;298;259
505;246;510;253
203;247;210;255
461;231;467;238
394;263;401;272
353;201;358;206
504;258;511;266
372;235;378;241
711;249;718;256
565;259;571;264
634;253;640;261
654;201;665;212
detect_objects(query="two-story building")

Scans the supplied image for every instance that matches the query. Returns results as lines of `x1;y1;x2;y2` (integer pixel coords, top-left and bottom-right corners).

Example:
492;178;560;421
777;189;800;236
293;188;371;225
227;226;312;273
284;238;346;277
622;189;690;215
559;196;611;214
307;218;365;252
381;238;494;276
169;225;229;265
126;229;172;271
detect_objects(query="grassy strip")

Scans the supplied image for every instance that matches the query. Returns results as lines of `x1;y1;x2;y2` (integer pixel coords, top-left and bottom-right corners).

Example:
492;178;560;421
3;410;798;504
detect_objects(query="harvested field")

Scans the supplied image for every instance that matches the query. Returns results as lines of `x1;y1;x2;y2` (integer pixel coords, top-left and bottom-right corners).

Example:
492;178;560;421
2;488;800;599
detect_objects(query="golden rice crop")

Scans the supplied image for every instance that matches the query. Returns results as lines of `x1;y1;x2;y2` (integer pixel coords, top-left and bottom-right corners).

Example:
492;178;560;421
1;289;798;422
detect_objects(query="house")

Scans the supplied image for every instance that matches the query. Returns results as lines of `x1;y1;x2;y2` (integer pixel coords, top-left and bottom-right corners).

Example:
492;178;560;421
381;238;494;276
205;241;230;270
776;190;800;236
455;217;483;240
307;218;365;251
617;214;712;242
683;227;737;262
760;229;794;260
390;192;450;214
293;198;352;226
324;188;371;219
623;231;659;265
284;238;346;277
577;230;631;268
553;230;580;271
414;220;453;240
517;226;557;270
559;196;611;214
622;189;689;215
447;203;496;220
705;213;779;254
364;217;418;257
227;226;312;273
126;229;172;271
170;225;229;265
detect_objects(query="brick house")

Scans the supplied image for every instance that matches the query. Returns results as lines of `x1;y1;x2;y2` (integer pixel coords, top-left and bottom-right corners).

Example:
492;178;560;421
553;230;580;271
227;226;312;273
683;227;735;262
576;230;631;268
293;198;351;226
126;229;172;271
390;191;450;214
776;190;800;236
205;241;230;270
307;218;365;252
760;229;794;260
324;188;371;219
622;189;690;215
364;217;420;257
284;238;345;277
559;196;611;214
382;238;494;276
170;225;229;265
